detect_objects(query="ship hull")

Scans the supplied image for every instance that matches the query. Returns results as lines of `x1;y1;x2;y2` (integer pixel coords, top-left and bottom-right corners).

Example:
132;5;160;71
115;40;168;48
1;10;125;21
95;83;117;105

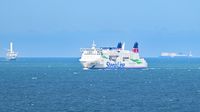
80;59;148;69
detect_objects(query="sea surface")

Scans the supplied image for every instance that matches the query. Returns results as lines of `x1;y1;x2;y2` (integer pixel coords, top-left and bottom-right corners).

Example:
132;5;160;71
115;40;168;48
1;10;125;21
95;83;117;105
1;58;200;112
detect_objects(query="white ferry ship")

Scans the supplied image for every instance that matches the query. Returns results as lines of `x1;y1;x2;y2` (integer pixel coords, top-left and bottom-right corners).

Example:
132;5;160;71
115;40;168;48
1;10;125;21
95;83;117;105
6;42;18;60
79;41;148;69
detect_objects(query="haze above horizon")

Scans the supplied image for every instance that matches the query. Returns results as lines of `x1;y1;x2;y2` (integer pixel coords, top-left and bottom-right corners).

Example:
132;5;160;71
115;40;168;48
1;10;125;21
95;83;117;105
0;0;200;57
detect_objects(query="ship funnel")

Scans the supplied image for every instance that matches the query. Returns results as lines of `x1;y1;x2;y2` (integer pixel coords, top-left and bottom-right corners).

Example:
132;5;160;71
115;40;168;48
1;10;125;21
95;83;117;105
117;42;122;50
132;42;139;53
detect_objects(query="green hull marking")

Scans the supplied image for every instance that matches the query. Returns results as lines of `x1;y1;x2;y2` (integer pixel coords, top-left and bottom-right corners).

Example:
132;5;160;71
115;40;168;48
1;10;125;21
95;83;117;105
130;59;142;64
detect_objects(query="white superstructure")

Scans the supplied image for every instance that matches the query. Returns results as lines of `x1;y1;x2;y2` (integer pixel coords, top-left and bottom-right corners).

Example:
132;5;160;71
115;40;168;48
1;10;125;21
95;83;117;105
6;42;18;60
79;41;148;69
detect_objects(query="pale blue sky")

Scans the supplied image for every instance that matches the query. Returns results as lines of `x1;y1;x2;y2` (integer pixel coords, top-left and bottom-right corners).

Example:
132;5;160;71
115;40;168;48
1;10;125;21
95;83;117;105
0;0;200;57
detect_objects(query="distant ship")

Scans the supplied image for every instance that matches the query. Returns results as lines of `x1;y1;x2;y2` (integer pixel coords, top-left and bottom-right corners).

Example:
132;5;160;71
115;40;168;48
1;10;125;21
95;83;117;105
79;41;148;69
160;51;192;58
6;42;18;60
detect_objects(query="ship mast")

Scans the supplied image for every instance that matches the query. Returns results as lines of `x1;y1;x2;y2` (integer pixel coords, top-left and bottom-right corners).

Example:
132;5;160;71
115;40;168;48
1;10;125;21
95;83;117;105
7;42;17;60
92;41;96;49
10;42;13;53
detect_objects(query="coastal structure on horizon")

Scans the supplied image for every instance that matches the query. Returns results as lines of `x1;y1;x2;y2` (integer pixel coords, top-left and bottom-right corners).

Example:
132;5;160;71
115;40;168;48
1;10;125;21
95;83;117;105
6;42;18;60
160;51;192;58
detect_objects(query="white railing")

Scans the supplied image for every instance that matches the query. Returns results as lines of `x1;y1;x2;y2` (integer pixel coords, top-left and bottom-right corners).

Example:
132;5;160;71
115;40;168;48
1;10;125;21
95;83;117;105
80;48;102;52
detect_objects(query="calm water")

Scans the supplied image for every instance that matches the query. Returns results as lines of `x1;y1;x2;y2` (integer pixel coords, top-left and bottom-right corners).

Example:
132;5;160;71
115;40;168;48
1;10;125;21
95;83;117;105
0;58;200;112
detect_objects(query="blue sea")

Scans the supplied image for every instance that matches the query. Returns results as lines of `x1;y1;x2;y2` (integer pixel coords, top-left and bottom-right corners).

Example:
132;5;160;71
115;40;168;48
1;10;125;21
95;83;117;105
1;58;200;112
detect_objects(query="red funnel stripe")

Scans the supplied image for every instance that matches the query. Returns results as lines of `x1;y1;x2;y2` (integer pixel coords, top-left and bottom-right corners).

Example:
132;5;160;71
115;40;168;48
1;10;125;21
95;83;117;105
132;48;139;53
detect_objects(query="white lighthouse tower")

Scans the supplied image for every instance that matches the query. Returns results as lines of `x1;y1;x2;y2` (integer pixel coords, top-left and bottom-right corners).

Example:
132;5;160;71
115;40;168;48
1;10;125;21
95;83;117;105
6;42;18;60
